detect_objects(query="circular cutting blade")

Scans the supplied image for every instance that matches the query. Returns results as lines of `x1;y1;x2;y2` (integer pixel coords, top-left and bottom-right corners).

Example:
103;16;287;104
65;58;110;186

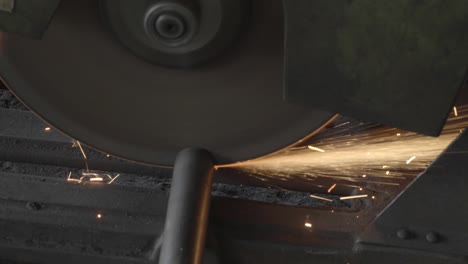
0;0;334;166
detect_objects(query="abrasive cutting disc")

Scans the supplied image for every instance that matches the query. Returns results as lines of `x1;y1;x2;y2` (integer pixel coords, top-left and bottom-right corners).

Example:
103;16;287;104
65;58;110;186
0;0;334;166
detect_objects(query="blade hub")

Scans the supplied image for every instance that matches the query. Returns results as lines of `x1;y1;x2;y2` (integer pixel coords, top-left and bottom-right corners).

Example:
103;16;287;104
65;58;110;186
102;0;250;67
154;13;186;41
144;2;198;48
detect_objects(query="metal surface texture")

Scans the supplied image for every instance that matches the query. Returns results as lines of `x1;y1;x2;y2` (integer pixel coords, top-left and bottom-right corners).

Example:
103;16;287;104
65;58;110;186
283;0;468;136
0;0;334;166
358;130;468;257
0;171;361;264
0;167;466;263
159;148;214;264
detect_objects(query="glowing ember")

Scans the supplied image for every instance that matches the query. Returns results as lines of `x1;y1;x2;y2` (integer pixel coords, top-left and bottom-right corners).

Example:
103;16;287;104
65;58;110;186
406;156;416;164
309;194;333;202
67;171;120;185
222;106;468;188
89;177;104;182
75;140;89;172
216;106;468;211
75;140;87;159
340;194;368;200
307;146;325;153
224;107;468;186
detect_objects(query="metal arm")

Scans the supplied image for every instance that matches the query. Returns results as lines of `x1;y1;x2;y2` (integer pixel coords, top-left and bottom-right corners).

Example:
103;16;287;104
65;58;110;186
159;148;215;264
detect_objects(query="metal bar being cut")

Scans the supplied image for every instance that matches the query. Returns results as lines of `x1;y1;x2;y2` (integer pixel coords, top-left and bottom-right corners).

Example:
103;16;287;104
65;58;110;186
159;148;215;264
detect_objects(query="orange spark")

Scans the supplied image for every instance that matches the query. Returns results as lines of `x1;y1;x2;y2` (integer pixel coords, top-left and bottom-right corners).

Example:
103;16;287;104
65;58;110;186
307;146;325;152
340;194;368;200
309;194;333;202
